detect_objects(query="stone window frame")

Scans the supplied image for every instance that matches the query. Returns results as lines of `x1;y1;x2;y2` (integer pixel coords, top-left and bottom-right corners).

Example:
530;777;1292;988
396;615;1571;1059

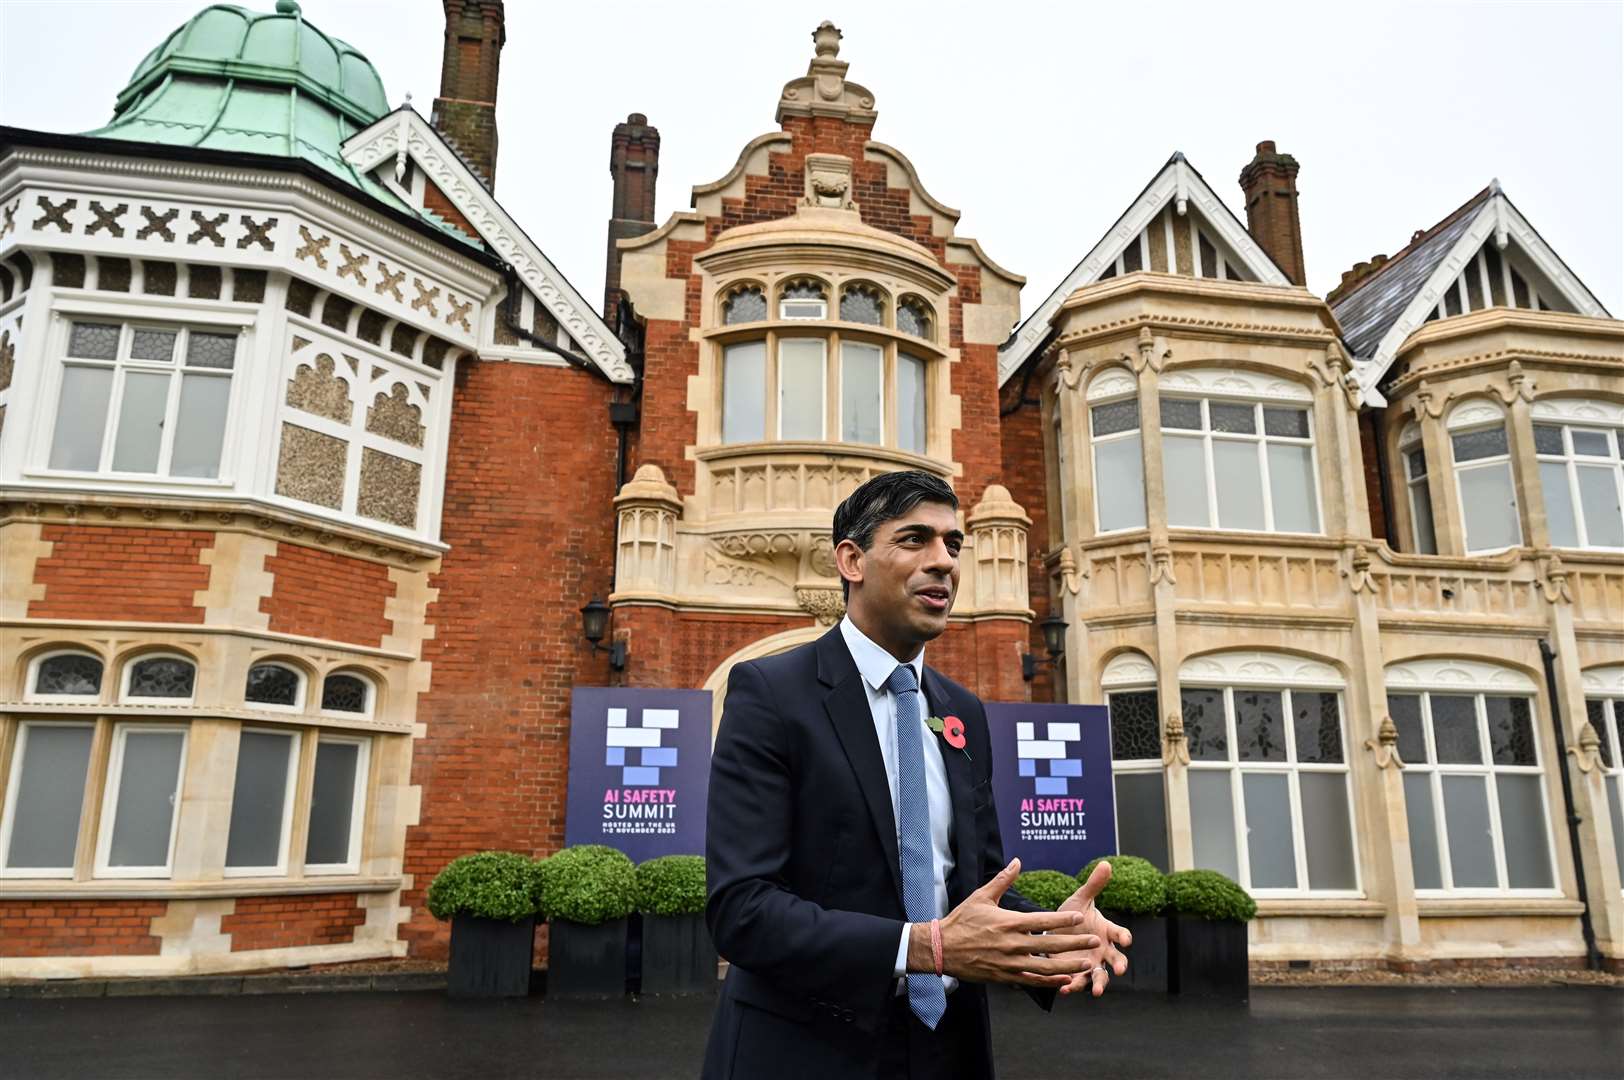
1084;367;1146;535
1445;398;1523;554
1398;421;1438;555
1385;658;1559;898
709;273;946;456
1101;650;1169;872
318;669;378;722
243;659;310;715
118;651;198;707
23;648;108;704
1530;397;1624;552
92;721;191;880
1178;651;1362;899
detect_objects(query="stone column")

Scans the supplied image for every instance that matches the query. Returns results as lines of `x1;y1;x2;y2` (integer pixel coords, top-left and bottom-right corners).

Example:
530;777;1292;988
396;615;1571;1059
1413;383;1466;556
1502;363;1548;549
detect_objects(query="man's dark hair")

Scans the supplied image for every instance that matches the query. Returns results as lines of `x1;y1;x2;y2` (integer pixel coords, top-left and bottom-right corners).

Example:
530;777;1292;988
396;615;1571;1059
832;470;959;598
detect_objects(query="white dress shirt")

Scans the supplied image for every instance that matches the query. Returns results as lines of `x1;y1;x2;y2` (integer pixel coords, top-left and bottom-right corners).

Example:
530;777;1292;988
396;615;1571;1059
837;616;957;992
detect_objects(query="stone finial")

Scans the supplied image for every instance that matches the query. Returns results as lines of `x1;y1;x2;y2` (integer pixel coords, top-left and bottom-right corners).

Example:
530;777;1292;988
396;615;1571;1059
777;21;877;124
1162;711;1190;767
965;484;1031;530
1366;714;1403;769
1568;720;1603;774
614;463;682;511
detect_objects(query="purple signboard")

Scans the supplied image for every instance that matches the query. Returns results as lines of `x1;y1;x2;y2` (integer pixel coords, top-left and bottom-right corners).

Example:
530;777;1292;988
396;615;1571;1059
565;688;712;861
986;702;1115;873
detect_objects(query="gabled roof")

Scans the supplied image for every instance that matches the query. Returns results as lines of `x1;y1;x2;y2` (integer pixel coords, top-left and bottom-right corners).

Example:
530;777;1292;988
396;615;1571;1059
1331;182;1610;405
998;153;1293;386
342;107;631;383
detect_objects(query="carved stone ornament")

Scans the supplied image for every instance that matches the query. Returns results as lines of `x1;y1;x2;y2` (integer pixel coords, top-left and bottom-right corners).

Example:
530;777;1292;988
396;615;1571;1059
1149;542;1176;586
1500;359;1536;405
1054;546;1084;596
1409;379;1450;422
1567;720;1603;774
1365;713;1404;770
1130;327;1170;375
803;153;856;211
1161;711;1190;767
777;21;878;124
1537;553;1573;604
1343;543;1377;594
795;586;846;626
1054;349;1092;392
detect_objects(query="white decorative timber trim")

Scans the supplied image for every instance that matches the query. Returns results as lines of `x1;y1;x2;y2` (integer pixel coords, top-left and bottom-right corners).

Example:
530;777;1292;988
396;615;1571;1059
1350;190;1609;407
1178;649;1344;687
999;155;1292;387
1158;366;1314;403
1581;665;1624;695
1531;397;1624;426
1085;368;1138;402
1445;397;1507;431
341;109;631;383
1101;650;1157;687
1384;657;1539;693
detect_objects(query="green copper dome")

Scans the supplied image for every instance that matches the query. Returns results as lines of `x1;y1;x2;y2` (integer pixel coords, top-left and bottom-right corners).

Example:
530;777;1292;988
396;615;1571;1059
86;2;404;208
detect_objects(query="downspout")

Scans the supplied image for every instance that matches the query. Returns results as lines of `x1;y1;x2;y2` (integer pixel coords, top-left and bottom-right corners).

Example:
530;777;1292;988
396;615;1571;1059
1539;638;1603;971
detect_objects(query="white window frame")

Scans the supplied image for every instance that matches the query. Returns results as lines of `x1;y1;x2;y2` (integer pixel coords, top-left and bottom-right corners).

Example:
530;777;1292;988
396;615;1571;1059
0;720;96;879
1390;687;1559;898
318;670;376;721
1158;390;1323;536
303;734;371;876
118;652;198;706
1086;373;1146;536
94;722;190;880
837;338;885;447
1447;402;1522;554
1590;694;1624;894
24;649;107;704
778;280;828;321
244;661;308;715
776;336;827;440
41;317;241;483
222;726;302;878
1532;411;1624;552
1398;423;1437;555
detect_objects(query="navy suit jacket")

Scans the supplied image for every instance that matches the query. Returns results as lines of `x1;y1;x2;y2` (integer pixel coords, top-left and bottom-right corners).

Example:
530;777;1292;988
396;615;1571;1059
701;625;1051;1079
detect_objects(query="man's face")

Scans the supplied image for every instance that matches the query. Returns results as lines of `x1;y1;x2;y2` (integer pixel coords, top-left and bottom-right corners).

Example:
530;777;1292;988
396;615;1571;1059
840;500;963;653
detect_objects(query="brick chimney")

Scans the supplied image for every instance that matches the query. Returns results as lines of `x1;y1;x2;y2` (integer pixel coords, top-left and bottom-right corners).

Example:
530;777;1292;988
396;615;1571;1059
1238;140;1306;286
431;0;504;190
604;112;661;316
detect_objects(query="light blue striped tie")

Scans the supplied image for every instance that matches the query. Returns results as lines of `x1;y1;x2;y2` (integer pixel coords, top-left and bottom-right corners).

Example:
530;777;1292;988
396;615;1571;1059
886;663;946;1030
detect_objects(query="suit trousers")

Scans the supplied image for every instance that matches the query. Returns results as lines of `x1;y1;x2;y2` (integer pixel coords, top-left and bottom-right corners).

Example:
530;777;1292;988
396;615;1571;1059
871;987;988;1080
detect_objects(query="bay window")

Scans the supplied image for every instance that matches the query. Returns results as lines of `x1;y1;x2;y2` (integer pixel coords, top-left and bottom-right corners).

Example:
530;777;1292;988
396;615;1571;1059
716;279;937;454
1088;382;1146;533
1399;422;1437;554
1;722;95;876
96;723;188;878
48;320;237;479
224;729;300;876
305;736;369;874
1533;402;1624;550
1447;402;1521;552
1387;670;1555;893
1160;389;1320;534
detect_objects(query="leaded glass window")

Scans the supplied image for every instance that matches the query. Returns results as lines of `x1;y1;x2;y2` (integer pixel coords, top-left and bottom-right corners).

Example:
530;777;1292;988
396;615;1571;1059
1585;694;1624;888
124;656;196;701
32;653;104;697
1107;686;1168;871
722;286;767;325
321;673;370;715
779;280;826;320
245;663;302;709
897;297;932;340
1090;393;1146;533
839;284;884;325
1108;690;1160;760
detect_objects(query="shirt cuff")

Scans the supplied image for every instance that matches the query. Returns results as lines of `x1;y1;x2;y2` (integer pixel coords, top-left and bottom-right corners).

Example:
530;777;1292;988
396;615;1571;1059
893;923;911;978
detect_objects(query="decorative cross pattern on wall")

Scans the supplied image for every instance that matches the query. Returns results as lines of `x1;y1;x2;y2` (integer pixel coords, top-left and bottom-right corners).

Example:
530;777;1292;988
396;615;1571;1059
605;706;680;787
1016;719;1083;796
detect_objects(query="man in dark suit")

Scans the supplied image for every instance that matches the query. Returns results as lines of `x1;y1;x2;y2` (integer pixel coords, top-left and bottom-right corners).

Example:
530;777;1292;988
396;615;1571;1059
703;470;1130;1079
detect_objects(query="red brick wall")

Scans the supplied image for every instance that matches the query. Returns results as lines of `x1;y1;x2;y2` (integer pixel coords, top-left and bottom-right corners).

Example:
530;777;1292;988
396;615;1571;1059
424;180;478;240
1359;409;1390;545
221;893;365;952
1000;382;1057;703
401;359;620;959
260;543;397;648
0;900;164;957
29;526;211;623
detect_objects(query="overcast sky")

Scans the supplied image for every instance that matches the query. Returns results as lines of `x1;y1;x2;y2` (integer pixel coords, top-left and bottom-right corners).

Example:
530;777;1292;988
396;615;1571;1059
3;1;1621;322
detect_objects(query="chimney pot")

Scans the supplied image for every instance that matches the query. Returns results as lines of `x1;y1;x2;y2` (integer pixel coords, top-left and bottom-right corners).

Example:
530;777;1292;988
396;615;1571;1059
628;112;647;125
1238;138;1306;286
604;113;662;317
1257;140;1276;155
431;0;505;189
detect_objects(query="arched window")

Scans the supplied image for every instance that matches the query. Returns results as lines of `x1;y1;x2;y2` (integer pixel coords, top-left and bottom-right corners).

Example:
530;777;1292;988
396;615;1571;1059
1086;369;1145;533
838;283;884;325
121;655;196;703
897;296;933;341
1102;651;1166;870
28;651;104;699
1386;658;1554;893
1532;399;1624;550
1398;422;1437;554
722;285;767;325
245;662;305;711
1581;665;1624;888
779;279;827;320
321;672;373;717
1447;400;1522;552
1159;370;1320;534
1178;651;1358;895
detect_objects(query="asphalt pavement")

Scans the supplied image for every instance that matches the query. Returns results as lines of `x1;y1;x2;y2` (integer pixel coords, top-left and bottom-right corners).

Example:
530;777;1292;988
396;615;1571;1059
1;984;1619;1079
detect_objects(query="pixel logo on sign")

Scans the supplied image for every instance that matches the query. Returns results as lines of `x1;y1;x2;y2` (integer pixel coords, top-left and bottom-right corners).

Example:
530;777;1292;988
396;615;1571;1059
1015;720;1083;796
605;706;680;787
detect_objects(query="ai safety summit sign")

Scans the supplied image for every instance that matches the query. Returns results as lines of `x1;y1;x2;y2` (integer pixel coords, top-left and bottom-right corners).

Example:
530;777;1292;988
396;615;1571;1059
986;702;1115;874
565;688;712;861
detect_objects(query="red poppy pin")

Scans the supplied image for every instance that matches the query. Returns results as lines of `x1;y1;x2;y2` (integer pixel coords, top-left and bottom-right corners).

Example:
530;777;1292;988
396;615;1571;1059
925;714;971;759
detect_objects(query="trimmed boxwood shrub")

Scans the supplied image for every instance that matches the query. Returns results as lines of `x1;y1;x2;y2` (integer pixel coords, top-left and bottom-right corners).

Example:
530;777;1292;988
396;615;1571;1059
1164;869;1257;922
541;844;637;926
1078;855;1167;916
426;851;546;923
1013;869;1079;912
635;855;707;916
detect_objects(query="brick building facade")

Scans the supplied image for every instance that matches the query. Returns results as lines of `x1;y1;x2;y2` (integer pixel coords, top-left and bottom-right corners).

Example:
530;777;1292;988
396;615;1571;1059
1;2;1620;980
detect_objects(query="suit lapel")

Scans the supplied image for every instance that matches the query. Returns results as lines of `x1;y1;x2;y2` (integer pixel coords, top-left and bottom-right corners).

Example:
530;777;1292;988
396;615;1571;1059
923;666;979;906
816;628;904;908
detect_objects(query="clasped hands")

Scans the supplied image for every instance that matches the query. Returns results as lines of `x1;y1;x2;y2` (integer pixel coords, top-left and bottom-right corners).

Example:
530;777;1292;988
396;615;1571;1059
907;858;1130;997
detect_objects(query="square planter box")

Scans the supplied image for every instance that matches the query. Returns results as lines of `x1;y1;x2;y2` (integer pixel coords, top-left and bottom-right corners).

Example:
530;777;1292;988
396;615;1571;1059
548;917;629;998
448;914;536;998
1107;912;1168;993
1169;915;1248;997
639;913;718;995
